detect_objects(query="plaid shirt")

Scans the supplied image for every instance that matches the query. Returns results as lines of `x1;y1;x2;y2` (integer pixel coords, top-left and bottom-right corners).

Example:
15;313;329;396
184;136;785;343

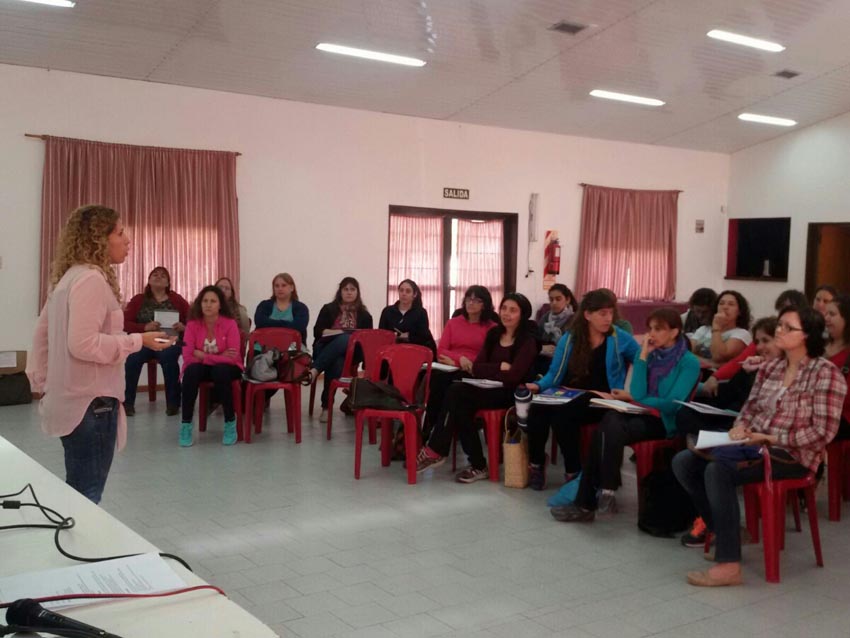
735;356;847;472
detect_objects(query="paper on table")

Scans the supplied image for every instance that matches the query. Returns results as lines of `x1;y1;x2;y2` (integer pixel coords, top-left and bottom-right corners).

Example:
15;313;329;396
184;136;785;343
694;430;745;450
674;400;740;417
0;553;186;610
460;378;503;389
0;351;16;368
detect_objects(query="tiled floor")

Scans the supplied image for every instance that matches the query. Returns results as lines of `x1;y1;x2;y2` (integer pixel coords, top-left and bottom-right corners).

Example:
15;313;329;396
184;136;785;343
3;396;850;637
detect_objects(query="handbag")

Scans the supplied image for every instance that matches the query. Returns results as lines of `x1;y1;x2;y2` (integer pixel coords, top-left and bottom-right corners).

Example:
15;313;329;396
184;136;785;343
248;348;281;382
502;408;529;488
277;350;313;385
348;377;411;411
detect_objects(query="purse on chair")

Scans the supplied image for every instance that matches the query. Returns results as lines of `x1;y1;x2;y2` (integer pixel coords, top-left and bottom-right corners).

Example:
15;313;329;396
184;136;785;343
277;351;313;385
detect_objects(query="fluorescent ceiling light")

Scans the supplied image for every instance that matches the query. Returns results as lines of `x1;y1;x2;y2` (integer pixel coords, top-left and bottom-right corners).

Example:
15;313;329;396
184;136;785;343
738;113;796;127
316;43;426;67
706;30;784;52
17;0;76;6
589;89;665;107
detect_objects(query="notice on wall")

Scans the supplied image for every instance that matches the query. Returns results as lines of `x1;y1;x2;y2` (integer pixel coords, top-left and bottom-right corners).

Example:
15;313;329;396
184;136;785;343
695;219;705;233
443;187;469;200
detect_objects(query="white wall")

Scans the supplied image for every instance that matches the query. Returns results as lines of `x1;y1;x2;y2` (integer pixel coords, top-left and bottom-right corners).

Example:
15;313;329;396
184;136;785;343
0;63;729;350
728;111;850;317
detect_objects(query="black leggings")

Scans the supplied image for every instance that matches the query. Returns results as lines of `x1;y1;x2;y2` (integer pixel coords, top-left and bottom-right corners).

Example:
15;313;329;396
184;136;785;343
182;363;242;422
527;394;601;472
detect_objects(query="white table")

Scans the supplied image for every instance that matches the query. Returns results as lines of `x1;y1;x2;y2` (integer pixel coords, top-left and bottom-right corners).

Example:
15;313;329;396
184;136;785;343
0;435;278;637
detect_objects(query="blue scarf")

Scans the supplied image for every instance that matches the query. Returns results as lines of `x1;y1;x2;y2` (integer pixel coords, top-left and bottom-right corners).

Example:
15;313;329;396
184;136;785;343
646;336;689;396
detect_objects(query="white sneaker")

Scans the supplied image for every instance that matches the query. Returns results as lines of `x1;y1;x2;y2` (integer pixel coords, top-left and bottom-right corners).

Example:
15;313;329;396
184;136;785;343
319;409;328;423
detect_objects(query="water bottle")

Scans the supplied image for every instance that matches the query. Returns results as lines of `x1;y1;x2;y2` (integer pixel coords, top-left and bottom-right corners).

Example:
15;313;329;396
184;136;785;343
514;386;532;429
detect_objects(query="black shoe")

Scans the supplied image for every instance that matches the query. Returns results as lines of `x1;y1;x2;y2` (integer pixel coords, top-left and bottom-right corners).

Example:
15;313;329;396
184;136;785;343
681;517;708;547
124;403;135;416
166;404;180;416
550;504;595;522
529;462;547;491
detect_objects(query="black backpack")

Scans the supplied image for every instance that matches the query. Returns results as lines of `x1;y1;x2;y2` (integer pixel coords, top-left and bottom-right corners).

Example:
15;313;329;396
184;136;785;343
0;373;33;406
637;449;696;537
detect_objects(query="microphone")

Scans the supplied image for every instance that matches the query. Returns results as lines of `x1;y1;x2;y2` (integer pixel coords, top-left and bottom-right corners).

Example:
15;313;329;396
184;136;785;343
6;598;124;638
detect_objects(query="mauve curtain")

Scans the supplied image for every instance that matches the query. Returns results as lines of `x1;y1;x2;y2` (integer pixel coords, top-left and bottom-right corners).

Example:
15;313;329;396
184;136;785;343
387;215;444;338
39;136;239;307
455;219;504;309
575;184;679;301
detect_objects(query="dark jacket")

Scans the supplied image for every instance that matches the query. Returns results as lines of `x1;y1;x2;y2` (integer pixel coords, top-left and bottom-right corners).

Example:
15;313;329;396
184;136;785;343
313;302;373;347
378;304;437;357
253;298;310;344
472;326;540;387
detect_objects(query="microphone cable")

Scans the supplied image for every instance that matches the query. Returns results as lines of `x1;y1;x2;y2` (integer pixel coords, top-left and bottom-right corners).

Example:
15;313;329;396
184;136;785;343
1;484;193;572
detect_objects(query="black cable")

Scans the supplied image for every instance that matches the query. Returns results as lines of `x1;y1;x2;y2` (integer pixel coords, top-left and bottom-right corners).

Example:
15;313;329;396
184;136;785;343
0;624;102;638
1;485;193;572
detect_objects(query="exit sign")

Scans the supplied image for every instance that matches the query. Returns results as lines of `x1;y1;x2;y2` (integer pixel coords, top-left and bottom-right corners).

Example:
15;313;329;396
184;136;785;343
443;187;469;200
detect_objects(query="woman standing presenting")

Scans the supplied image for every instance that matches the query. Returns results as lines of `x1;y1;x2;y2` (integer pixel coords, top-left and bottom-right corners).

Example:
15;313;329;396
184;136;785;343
28;205;171;503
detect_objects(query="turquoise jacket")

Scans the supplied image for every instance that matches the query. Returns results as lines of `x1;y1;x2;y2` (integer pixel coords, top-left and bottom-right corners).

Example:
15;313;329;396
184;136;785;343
537;326;640;392
629;351;701;436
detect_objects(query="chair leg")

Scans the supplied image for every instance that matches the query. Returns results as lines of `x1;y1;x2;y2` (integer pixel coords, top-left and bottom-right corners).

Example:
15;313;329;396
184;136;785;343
828;444;842;521
761;485;782;583
233;382;243;442
253;390;264;433
380;419;393;468
790;491;802;532
198;385;208;432
327;385;337;440
805;486;824;567
404;415;419;485
843;446;850;501
243;386;253;443
368;418;378;445
309;378;318;417
283;392;294;434
147;361;157;402
744;486;760;543
485;414;501;482
354;413;364;479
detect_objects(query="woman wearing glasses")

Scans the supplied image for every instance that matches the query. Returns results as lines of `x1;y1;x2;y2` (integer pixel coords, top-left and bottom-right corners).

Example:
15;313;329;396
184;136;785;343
673;306;846;587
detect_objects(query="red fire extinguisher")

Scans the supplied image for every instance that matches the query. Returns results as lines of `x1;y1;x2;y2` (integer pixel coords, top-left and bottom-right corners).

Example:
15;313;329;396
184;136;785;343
545;238;561;275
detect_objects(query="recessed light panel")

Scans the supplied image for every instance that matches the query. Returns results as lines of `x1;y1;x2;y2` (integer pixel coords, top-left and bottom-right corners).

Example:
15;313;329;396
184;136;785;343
316;43;426;67
707;30;784;52
738;113;797;126
589;89;665;107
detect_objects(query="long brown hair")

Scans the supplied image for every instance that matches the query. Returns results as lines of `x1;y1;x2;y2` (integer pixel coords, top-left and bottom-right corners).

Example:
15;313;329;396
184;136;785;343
567;290;616;382
271;272;299;302
215;276;240;313
51;204;122;302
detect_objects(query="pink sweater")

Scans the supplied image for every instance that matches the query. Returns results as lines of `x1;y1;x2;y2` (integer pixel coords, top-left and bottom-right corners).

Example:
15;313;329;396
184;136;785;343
28;265;143;450
181;316;244;376
437;316;495;365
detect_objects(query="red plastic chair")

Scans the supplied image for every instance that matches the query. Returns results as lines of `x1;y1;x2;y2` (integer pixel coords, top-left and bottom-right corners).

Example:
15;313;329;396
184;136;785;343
705;447;822;583
354;345;432;485
243;328;303;444
450;409;506;482
326;329;395;440
827;439;850;521
146;358;159;401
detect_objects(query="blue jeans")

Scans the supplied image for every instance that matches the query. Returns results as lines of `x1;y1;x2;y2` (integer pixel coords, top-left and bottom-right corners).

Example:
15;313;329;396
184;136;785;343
313;334;350;408
124;344;181;407
61;397;119;504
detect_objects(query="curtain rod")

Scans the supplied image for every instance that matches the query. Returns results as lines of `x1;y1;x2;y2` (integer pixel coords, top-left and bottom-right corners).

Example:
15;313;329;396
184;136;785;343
579;182;682;192
24;133;242;156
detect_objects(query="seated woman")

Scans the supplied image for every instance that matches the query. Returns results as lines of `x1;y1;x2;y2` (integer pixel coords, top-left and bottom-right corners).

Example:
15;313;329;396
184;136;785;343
525;290;640;490
179;286;244;447
253;273;309;345
215;276;250;335
825;294;850;441
690;290;752;366
423;286;497;436
700;290;807;398
681;288;717;336
551;308;700;522
415;293;539;482
535;283;577;374
309;277;373;423
813;284;838;317
672;306;846;587
379;279;436;356
123;266;189;416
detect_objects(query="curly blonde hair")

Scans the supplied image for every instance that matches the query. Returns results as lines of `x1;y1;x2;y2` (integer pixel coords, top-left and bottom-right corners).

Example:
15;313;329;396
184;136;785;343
51;204;122;302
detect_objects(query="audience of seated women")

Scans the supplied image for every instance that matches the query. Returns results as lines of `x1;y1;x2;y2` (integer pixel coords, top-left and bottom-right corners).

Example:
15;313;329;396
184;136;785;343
673;306;846;587
379;279;436;356
681;288;717;336
825;294;850;441
813;284;837;317
253;272;309;345
123;266;189;416
179;286;244;447
309;277;373;423
422;286;497;436
535;283;577;374
525;290;640;490
215;276;250;335
415;293;539;483
689;290;751;365
551;308;700;522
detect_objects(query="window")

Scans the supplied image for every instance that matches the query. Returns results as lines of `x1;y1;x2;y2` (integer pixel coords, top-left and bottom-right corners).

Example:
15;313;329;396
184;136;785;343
387;206;517;338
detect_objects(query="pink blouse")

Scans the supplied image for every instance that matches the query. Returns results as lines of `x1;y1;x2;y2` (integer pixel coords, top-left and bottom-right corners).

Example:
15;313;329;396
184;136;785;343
181;316;244;376
27;265;142;450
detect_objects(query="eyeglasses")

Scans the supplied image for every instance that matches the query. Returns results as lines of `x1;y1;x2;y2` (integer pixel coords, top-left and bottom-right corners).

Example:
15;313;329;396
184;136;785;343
776;321;803;333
